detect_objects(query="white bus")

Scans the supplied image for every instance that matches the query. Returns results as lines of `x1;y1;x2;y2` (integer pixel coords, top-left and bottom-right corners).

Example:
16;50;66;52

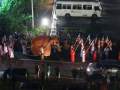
55;0;102;18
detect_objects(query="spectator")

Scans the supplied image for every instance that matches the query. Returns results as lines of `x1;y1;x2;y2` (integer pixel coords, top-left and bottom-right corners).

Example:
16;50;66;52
8;44;14;63
70;45;75;64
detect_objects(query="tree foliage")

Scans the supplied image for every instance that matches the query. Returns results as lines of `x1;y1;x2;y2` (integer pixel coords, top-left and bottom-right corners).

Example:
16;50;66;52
0;0;51;36
31;26;48;36
0;0;31;34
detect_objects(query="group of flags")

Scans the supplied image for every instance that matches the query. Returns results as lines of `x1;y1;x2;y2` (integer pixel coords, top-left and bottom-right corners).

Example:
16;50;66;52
70;34;113;63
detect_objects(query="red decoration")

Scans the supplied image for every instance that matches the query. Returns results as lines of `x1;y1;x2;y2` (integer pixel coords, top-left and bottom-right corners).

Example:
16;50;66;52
93;51;97;62
70;46;75;64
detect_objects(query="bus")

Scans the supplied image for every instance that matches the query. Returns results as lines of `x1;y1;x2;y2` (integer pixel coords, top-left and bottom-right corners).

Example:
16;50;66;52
55;0;102;18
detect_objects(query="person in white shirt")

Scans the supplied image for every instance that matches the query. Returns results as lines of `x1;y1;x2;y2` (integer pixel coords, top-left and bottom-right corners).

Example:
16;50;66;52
8;45;14;63
82;48;86;63
3;43;8;55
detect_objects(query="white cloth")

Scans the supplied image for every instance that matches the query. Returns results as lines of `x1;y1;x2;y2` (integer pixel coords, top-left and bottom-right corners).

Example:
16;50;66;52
22;45;27;55
91;44;95;52
8;46;14;58
82;49;86;63
4;45;8;54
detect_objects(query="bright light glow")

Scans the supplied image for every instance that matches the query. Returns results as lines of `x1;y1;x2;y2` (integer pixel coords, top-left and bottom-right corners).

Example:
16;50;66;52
108;68;118;73
86;67;91;72
41;18;49;27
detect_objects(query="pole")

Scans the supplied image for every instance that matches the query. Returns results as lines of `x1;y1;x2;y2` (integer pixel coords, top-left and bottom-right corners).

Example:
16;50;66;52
31;0;34;29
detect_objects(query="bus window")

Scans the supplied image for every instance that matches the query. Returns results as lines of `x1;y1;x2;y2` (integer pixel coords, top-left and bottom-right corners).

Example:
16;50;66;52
83;5;92;10
56;4;62;9
73;5;77;9
94;6;100;11
83;5;87;10
67;4;71;9
87;5;92;10
73;5;82;10
78;5;82;9
63;4;66;9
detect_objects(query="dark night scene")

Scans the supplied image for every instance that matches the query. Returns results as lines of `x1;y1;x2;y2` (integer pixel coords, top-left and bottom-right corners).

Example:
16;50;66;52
0;0;120;90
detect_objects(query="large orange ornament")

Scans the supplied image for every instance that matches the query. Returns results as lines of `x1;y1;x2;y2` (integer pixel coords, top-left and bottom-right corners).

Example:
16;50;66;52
31;35;60;57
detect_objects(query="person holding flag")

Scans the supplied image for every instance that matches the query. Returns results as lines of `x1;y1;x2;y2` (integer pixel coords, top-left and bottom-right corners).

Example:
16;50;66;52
91;40;95;55
90;40;97;62
87;34;91;44
105;36;109;44
8;44;14;64
97;39;101;60
76;34;81;42
93;50;97;62
81;41;86;63
101;36;105;48
82;48;86;63
74;34;81;47
70;45;75;64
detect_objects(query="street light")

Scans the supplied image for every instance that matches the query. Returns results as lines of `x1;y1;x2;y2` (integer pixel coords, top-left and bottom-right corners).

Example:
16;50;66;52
31;0;34;29
41;17;49;27
40;17;50;35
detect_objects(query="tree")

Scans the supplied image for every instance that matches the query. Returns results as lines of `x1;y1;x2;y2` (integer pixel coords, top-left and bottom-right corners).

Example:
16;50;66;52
0;0;51;36
0;0;31;34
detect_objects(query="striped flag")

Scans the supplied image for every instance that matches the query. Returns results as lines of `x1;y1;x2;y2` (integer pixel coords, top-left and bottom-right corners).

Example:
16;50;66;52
105;36;109;43
87;34;91;44
76;34;81;42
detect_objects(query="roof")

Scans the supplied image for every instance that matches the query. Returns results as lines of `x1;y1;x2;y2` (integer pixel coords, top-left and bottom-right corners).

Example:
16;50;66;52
56;0;101;5
56;0;99;2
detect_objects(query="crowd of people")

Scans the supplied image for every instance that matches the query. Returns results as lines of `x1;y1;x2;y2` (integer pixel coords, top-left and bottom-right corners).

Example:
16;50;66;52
0;33;29;63
56;32;120;63
0;32;119;64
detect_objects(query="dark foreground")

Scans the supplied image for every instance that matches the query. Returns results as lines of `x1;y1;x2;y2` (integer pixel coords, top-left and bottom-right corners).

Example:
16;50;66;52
1;76;120;90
